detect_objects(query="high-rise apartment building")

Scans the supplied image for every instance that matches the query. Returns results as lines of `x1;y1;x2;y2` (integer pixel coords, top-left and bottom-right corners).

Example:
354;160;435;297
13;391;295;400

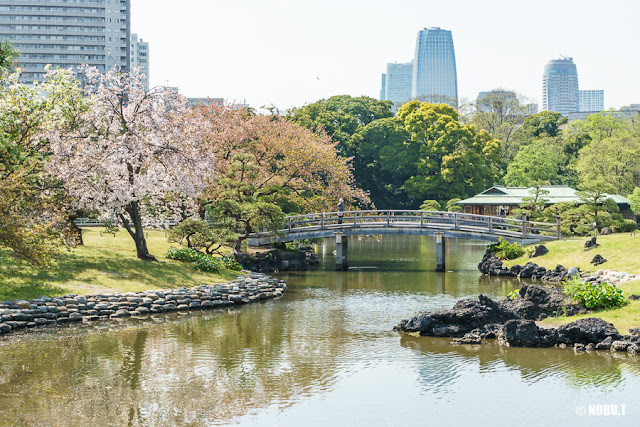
542;57;579;115
383;61;413;105
0;0;131;82
412;27;458;107
579;89;604;112
130;33;149;89
380;74;386;101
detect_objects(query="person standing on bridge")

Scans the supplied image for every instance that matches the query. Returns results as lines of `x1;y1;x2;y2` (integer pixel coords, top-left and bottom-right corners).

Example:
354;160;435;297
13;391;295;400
337;198;344;224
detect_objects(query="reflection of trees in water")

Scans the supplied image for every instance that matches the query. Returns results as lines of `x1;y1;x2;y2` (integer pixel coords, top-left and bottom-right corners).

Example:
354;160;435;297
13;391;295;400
400;335;640;393
0;302;353;426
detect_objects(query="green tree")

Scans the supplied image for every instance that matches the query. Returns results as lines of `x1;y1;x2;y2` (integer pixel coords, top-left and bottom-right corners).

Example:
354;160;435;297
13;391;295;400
472;89;530;162
0;39;19;73
629;187;640;214
419;200;442;211
398;101;501;202
577;179;619;231
446;198;463;212
503;140;561;187
576;136;640;195
520;111;567;138
350;117;416;208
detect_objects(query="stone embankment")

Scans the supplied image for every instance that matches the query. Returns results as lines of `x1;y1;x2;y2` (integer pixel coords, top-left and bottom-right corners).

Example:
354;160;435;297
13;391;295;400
395;283;640;356
0;273;286;337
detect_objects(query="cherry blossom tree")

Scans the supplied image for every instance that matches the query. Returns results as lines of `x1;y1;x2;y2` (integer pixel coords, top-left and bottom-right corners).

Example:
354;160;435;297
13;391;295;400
47;67;214;261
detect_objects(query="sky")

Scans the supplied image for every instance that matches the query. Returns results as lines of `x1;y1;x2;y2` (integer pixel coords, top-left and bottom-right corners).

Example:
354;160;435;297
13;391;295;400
132;0;640;112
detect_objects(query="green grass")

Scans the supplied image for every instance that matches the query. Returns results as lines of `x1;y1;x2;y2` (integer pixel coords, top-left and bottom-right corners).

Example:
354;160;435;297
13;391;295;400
541;278;640;334
505;233;640;274
0;228;239;301
502;233;640;333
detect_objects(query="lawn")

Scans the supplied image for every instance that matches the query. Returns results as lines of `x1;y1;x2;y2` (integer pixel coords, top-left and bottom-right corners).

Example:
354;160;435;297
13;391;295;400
505;233;640;274
540;278;640;334
0;228;239;301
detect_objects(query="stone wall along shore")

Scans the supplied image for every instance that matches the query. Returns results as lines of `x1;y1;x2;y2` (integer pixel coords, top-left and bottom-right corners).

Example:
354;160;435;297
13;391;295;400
0;273;286;337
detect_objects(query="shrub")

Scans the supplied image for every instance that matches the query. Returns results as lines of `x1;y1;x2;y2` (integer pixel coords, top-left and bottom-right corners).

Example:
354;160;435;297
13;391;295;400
562;276;626;310
165;247;223;273
508;289;520;301
222;255;242;271
487;237;525;260
612;219;637;233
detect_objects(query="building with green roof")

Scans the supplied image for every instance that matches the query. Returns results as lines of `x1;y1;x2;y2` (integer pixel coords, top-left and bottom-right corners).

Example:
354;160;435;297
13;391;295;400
457;185;633;219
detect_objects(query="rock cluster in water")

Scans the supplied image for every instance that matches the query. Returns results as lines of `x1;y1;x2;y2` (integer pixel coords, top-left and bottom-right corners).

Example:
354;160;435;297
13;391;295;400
395;283;640;355
477;254;572;282
0;274;286;337
236;247;319;272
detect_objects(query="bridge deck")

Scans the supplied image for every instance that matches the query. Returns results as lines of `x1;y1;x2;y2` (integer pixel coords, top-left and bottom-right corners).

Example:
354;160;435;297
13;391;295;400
249;210;560;246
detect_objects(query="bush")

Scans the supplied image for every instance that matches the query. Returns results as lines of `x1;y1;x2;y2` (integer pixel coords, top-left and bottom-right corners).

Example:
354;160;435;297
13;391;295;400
562;276;626;310
508;289;520;301
222;255;242;271
486;237;525;260
165;247;223;273
612;219;637;233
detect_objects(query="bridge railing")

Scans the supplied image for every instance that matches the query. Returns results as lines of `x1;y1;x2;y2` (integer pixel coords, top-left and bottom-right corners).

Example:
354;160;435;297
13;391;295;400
264;210;561;240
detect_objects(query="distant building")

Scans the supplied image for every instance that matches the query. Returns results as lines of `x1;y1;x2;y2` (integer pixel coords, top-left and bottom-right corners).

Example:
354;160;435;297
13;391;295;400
412;27;458;107
130;34;149;89
383;61;413;105
542;57;579;115
458;185;633;219
0;0;131;83
579;90;604;112
524;103;539;115
379;74;386;101
187;97;249;109
568;109;639;123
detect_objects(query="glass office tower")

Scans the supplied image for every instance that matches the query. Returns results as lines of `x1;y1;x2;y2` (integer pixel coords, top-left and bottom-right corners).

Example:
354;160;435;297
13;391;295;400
412;27;458;107
542;57;579;115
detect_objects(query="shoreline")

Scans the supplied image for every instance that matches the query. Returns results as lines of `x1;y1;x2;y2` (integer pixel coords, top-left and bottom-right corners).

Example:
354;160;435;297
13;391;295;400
0;273;286;337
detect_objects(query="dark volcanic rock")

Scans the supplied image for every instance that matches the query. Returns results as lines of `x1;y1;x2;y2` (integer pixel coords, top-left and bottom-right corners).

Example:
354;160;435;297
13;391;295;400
396;294;518;337
452;333;482;345
557;318;621;345
529;245;549;258
478;254;570;283
497;319;558;348
500;283;586;320
591;254;607;266
630;327;640;336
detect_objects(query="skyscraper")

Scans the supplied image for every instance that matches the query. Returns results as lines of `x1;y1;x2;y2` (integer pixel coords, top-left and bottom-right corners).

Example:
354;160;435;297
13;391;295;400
542;57;579;115
380;74;386;101
579;89;604;112
0;0;131;83
412;27;458;107
130;33;149;89
383;61;413;105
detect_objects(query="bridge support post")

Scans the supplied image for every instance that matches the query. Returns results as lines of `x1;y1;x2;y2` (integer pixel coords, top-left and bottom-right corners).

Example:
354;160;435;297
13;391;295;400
335;232;348;271
435;232;446;272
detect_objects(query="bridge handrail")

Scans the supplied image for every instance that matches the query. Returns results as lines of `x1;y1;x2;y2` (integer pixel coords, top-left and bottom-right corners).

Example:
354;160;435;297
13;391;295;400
256;210;561;241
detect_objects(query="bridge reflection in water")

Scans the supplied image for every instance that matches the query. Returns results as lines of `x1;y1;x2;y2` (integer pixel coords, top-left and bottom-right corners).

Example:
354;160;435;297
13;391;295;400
249;210;561;271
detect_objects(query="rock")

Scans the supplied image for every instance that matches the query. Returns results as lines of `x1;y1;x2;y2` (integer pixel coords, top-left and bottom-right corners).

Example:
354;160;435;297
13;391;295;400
15;301;32;309
600;227;612;235
574;343;586;352
111;309;131;318
0;323;12;334
629;295;640;301
501;283;586;320
630;327;640;336
557;318;621;345
452;333;482;345
396;294;518;337
585;343;595;351
595;336;614;350
68;312;83;322
567;267;580;278
628;344;640;355
611;340;630;352
585;236;598;249
497;320;543;347
591;254;607;266
134;307;150;315
529;245;549;258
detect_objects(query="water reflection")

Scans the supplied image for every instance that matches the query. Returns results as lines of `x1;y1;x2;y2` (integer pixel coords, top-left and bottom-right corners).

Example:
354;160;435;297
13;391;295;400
0;236;638;426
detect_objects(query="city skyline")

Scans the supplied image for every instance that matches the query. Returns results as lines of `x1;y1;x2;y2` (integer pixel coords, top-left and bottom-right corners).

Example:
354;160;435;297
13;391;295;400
125;0;639;112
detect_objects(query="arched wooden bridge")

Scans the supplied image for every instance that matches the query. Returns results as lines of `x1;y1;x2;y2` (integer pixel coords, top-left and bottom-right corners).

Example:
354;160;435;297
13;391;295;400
248;210;561;271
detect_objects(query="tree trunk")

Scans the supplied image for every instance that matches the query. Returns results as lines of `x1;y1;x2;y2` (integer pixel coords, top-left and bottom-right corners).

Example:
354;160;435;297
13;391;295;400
68;213;84;246
121;201;156;261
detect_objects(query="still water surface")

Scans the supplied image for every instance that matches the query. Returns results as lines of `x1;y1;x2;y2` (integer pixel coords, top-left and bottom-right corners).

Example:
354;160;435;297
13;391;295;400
1;236;639;426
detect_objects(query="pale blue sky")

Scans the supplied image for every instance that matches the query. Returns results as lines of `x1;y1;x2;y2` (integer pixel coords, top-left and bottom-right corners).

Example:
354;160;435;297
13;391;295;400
132;0;640;111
